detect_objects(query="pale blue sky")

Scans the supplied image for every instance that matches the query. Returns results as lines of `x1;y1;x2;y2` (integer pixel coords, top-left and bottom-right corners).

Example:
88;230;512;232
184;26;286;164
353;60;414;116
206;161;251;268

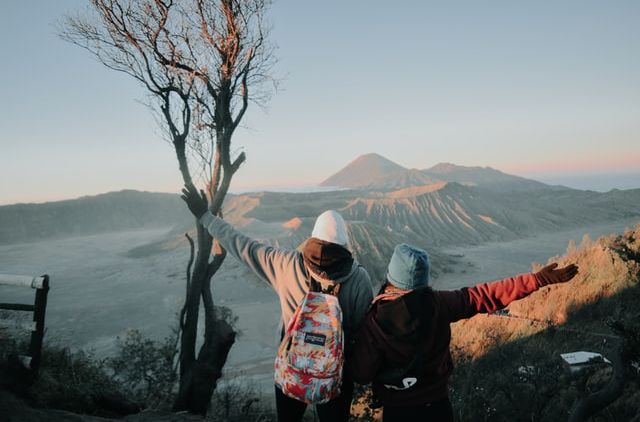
1;0;639;204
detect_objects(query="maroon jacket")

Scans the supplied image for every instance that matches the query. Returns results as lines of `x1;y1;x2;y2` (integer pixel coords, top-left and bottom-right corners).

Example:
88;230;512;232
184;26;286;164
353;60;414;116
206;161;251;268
349;273;543;406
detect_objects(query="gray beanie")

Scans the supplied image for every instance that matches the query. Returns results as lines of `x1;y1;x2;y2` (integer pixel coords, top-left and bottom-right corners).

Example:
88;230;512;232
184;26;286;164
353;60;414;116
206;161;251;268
386;243;430;290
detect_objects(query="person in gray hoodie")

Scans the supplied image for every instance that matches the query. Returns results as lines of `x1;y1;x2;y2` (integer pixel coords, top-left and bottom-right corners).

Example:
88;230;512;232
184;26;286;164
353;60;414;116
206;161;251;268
181;184;373;422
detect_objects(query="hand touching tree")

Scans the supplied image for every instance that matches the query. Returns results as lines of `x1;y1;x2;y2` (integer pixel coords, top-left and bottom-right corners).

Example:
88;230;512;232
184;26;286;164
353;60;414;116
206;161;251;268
181;184;209;219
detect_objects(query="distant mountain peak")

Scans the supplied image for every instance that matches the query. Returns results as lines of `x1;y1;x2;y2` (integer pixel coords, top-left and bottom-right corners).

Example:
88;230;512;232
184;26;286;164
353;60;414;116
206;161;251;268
319;153;414;189
347;153;405;170
355;152;394;160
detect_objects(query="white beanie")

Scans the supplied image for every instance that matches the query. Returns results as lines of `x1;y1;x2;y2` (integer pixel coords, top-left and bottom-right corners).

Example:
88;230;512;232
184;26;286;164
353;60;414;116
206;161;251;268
311;210;349;246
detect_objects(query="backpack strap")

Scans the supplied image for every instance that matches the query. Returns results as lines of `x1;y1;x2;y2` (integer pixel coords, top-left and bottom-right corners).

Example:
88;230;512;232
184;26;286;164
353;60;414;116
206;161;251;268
305;263;341;296
309;277;341;296
309;278;321;292
324;282;341;296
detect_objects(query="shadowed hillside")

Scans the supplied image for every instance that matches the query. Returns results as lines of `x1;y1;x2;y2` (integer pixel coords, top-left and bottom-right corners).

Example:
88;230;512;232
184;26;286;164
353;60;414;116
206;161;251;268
340;182;519;246
0;191;189;245
263;184;640;280
447;225;640;421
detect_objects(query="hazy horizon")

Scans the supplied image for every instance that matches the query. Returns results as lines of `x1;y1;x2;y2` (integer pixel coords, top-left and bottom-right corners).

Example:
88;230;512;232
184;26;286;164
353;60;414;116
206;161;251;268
2;166;639;206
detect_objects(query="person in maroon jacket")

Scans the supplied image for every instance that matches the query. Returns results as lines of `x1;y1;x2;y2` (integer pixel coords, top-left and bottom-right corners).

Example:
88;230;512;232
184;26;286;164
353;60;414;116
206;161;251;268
349;243;578;422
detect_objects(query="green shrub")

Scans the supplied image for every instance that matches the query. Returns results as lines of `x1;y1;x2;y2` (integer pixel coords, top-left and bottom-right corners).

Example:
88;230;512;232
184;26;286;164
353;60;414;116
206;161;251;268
106;328;178;410
29;346;126;415
207;379;275;422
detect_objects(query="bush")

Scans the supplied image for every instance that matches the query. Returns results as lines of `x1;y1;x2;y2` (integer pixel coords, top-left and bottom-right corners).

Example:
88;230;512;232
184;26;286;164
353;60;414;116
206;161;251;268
207;379;275;422
0;329;173;416
107;328;178;410
29;346;129;416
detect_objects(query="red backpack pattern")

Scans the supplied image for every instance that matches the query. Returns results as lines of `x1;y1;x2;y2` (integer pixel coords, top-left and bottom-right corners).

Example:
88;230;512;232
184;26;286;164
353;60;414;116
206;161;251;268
274;281;344;404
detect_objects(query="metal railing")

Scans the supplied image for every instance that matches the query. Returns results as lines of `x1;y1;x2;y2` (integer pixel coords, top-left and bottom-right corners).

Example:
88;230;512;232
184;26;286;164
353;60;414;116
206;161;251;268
0;274;50;372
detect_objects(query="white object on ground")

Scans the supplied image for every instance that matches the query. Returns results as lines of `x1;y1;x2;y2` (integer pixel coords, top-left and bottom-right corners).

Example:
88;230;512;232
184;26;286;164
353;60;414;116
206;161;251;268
560;351;611;366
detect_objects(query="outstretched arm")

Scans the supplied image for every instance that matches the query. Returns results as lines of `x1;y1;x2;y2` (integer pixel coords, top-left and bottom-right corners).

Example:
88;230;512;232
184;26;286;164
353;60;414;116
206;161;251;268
181;184;296;289
439;263;579;323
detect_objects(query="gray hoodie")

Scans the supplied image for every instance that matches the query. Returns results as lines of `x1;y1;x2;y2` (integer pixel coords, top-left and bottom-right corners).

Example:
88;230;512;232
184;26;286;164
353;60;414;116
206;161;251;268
199;213;374;344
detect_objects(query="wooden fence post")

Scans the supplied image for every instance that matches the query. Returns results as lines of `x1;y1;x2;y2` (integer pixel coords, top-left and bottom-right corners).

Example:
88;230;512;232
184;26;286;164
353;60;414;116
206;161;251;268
28;275;49;372
0;273;50;374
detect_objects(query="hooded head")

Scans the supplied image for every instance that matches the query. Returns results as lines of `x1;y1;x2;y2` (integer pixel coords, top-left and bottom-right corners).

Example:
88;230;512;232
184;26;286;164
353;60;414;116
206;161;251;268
386;243;430;290
303;210;353;281
311;210;349;246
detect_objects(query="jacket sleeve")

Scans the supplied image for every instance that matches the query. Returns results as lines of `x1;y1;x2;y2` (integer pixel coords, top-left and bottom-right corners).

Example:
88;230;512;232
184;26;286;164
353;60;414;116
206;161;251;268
437;273;542;323
199;212;297;290
348;312;383;385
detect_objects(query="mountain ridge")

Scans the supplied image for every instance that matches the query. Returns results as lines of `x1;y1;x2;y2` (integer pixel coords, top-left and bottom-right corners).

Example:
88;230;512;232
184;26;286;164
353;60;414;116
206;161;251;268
0;190;189;245
321;153;555;192
239;184;640;280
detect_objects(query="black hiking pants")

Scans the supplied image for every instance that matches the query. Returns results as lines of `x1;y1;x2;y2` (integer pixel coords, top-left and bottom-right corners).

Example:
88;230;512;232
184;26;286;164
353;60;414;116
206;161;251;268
382;397;454;422
274;379;354;422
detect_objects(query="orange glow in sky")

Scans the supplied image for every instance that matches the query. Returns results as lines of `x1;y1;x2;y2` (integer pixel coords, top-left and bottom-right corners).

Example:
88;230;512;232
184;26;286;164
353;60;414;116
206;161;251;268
499;154;639;175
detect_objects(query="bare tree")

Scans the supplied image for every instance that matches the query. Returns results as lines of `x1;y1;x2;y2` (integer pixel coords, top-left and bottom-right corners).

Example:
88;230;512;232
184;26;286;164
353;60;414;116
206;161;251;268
62;0;275;414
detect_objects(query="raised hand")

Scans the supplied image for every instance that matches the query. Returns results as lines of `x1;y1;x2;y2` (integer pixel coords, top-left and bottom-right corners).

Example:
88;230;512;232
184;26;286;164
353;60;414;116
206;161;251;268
180;183;209;219
535;262;579;286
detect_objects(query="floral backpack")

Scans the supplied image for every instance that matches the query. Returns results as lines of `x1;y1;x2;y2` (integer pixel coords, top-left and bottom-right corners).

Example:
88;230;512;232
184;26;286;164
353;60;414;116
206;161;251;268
274;278;344;404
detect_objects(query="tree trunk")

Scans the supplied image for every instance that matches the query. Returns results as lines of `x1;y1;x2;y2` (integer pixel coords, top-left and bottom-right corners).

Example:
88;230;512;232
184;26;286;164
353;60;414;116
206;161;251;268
184;318;236;415
172;315;235;414
172;222;236;415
